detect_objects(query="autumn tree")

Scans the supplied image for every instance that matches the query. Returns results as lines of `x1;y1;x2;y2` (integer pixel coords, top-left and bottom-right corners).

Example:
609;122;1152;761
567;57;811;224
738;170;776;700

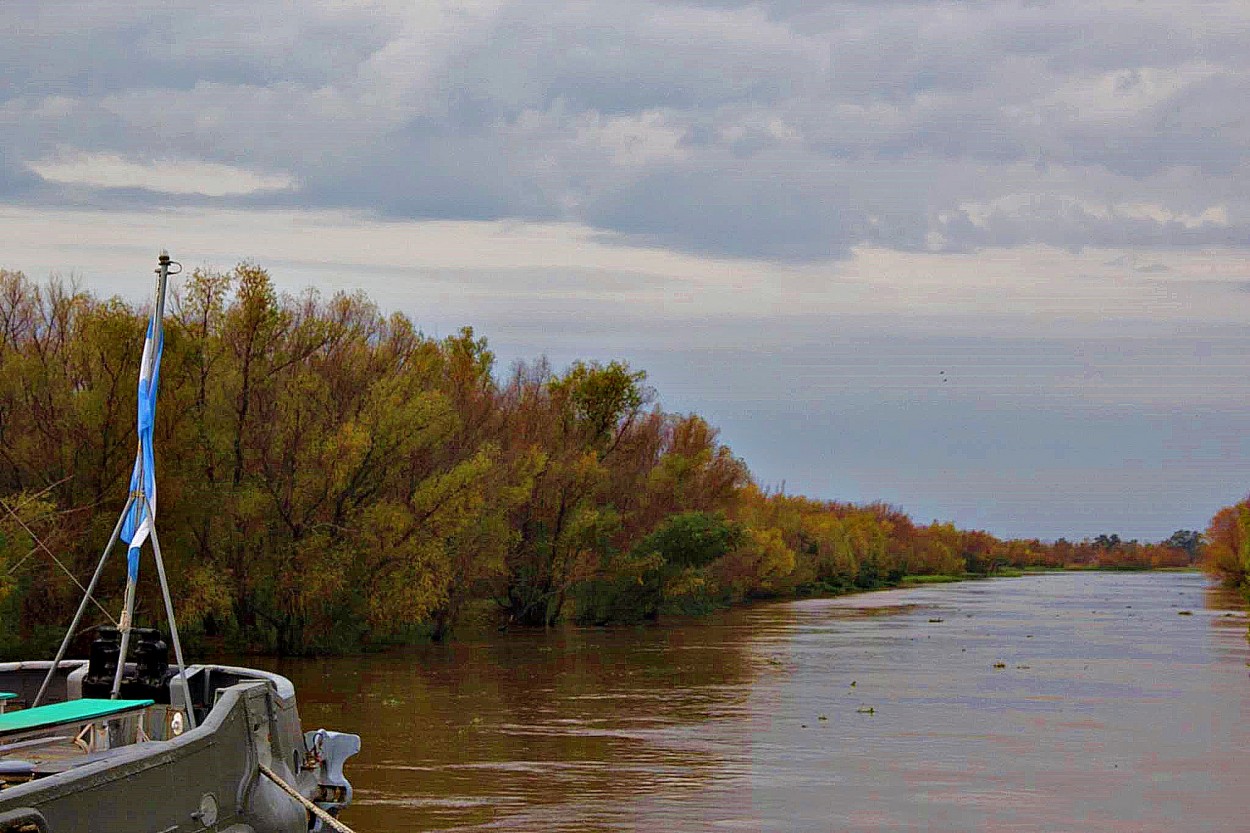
497;359;649;626
1204;499;1250;592
1164;529;1204;564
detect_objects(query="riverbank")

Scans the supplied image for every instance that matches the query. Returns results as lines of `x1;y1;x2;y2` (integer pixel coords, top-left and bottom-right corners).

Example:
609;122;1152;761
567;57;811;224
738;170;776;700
901;565;1203;585
437;565;1211;644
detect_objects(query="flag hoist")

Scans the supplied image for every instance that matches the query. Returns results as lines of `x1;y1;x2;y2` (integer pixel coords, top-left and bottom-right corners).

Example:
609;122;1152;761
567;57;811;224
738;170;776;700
34;252;196;729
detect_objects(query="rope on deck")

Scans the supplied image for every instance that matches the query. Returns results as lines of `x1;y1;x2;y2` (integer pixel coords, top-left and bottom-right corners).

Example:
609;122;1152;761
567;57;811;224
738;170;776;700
259;762;358;833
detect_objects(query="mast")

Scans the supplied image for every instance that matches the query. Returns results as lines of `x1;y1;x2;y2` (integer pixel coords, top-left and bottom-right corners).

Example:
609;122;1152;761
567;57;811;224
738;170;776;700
35;253;196;729
110;253;171;702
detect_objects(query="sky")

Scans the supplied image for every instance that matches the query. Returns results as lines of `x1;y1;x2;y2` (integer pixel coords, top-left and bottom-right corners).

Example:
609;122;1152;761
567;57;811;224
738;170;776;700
2;0;1249;541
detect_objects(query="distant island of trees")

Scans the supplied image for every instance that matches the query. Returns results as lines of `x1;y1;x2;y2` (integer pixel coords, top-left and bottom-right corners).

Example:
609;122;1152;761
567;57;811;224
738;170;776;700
0;264;1240;656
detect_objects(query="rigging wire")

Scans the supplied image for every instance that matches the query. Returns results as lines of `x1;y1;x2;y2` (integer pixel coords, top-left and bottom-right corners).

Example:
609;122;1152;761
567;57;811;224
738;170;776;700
0;496;118;626
2;477;75;576
4;542;41;576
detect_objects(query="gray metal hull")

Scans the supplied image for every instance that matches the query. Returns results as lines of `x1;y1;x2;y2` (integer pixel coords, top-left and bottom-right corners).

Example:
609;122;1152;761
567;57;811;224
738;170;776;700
0;661;357;833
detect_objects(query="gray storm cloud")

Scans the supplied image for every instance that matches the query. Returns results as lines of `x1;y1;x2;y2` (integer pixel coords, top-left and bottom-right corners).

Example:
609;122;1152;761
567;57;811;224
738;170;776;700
3;0;1247;259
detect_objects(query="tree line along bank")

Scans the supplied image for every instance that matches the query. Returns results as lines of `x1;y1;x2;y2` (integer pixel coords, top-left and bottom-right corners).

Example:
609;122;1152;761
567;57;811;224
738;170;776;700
0;265;1229;656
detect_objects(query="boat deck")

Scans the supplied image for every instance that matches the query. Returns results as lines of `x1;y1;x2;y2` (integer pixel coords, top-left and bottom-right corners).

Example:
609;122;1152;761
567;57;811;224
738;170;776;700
0;697;174;789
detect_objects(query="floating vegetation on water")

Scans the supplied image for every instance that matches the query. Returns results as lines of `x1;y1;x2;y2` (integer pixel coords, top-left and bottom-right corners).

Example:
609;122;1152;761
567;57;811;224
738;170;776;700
993;662;1007;669
928;618;944;623
1016;665;1031;670
856;706;876;715
849;680;856;687
829;604;921;618
818;714;828;721
1178;610;1194;615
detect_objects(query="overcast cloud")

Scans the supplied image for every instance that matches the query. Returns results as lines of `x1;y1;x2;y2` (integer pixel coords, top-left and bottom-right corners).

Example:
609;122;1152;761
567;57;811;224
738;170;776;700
2;0;1249;539
6;0;1249;258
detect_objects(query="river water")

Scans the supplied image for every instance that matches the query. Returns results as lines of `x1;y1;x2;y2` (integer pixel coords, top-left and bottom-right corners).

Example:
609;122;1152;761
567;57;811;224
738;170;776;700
268;572;1250;832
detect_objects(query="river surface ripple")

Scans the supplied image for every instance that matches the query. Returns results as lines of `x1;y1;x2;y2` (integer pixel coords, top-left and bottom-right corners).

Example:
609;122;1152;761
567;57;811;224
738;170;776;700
269;572;1250;832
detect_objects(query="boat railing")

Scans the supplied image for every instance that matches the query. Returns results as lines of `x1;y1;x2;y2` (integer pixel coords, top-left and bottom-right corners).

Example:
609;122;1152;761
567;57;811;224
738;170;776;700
0;660;301;772
0;676;280;801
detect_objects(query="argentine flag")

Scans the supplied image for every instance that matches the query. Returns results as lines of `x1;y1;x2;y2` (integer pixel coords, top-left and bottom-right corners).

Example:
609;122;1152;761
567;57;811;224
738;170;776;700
119;301;164;580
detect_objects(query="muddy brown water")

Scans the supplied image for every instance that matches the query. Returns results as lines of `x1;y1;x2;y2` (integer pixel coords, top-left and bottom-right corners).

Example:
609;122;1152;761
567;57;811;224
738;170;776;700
260;572;1250;832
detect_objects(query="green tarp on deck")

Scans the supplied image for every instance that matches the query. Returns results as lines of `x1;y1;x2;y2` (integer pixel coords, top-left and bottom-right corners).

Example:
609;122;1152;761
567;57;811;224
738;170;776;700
0;698;152;735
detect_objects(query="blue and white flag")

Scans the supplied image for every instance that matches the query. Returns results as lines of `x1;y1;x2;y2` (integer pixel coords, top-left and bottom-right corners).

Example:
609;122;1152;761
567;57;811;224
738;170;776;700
120;306;164;579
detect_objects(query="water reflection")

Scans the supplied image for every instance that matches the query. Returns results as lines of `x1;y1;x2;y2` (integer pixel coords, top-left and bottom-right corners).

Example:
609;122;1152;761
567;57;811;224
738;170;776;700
262;618;770;831
259;573;1249;832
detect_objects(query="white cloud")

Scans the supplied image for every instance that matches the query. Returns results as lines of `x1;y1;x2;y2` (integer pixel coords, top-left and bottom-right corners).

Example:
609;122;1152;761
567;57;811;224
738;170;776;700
960;196;1231;231
27;152;295;197
1;204;1246;330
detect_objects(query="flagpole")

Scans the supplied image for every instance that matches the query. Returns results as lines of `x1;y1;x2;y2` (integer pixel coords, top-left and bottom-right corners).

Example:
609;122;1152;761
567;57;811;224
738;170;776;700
38;251;192;717
111;252;172;699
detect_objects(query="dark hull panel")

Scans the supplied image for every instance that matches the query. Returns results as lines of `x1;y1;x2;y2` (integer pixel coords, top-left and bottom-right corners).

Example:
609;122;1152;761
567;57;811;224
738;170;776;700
0;662;357;833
